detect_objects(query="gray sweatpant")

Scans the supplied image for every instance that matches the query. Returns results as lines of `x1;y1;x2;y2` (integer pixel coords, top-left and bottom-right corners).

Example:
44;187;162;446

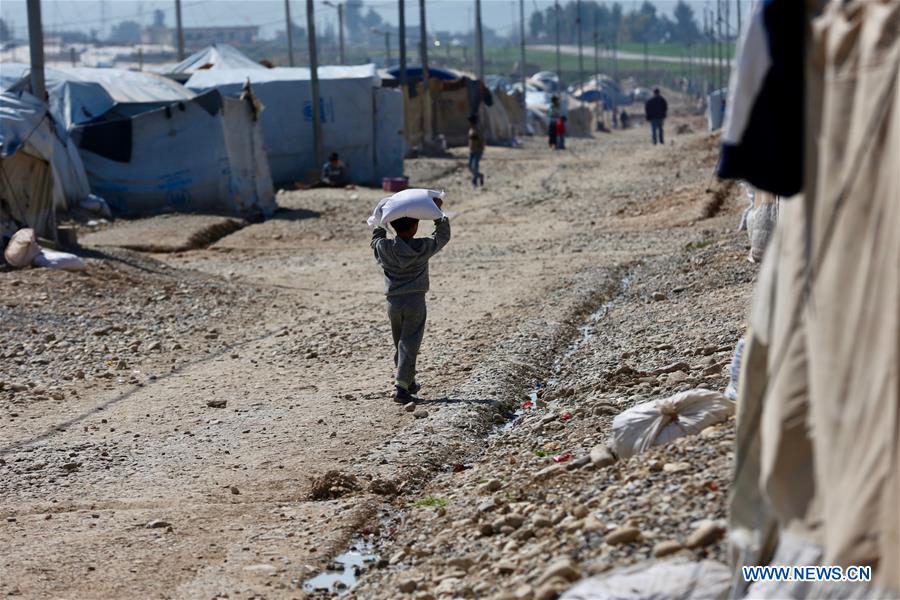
387;293;427;389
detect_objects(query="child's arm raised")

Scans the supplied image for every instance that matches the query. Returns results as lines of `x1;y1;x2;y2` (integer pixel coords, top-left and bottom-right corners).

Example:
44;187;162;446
371;227;387;258
430;217;451;253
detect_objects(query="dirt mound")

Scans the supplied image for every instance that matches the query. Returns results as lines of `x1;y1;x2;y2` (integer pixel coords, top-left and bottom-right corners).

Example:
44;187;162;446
309;470;361;500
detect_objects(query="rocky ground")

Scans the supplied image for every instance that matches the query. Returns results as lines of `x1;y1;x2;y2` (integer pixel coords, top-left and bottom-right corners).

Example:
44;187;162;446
1;103;755;599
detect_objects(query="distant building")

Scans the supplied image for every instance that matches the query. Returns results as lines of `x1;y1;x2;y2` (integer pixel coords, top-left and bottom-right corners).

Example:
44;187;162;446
142;24;173;46
183;26;259;49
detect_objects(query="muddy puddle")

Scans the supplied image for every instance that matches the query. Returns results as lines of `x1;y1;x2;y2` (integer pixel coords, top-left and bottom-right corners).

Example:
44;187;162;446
303;541;378;595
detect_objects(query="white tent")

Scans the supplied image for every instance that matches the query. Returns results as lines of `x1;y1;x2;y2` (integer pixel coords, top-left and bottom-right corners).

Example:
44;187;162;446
186;64;405;187
1;90;92;240
166;44;266;82
3;65;275;219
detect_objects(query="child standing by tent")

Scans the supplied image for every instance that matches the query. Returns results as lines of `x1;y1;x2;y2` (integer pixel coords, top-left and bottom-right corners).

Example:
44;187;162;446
468;115;485;189
370;191;451;402
556;116;567;150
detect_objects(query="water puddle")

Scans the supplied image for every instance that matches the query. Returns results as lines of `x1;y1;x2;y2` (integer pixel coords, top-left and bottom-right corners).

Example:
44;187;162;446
302;541;378;595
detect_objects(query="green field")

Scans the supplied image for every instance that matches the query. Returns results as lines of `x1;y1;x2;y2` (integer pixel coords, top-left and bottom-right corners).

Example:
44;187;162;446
242;40;735;89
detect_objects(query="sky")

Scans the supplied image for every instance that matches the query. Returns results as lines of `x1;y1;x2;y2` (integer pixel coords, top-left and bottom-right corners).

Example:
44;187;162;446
0;0;712;41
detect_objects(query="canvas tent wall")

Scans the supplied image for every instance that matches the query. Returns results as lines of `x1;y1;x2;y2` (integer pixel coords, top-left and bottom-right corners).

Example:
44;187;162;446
404;78;523;149
187;64;404;188
72;90;275;218
3;64;275;219
1;91;92;240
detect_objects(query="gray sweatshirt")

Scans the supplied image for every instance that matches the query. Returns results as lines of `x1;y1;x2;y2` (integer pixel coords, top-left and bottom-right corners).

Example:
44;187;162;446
371;217;451;297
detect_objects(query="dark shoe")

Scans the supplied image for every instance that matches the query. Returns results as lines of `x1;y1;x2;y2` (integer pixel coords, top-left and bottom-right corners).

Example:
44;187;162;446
409;381;421;395
393;385;413;403
478;173;484;187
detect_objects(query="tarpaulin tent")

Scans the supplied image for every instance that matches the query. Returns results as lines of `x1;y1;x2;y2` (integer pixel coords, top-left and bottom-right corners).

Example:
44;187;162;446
3;64;275;219
166;44;266;82
72;89;275;218
1;91;92;240
187;64;404;188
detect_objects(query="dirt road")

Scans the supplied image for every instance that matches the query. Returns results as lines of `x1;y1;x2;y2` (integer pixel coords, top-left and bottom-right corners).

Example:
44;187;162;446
1;112;748;599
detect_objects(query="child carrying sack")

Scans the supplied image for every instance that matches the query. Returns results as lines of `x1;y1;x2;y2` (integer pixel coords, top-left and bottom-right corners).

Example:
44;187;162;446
367;188;445;231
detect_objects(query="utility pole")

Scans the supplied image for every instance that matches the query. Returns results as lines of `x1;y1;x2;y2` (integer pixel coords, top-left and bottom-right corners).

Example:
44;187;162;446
737;0;742;38
175;0;185;60
323;2;344;64
519;0;526;111
26;0;45;100
419;0;429;83
717;0;723;89
576;0;584;93
554;0;561;84
284;0;295;66
643;38;648;85
306;0;323;167
419;0;431;144
475;0;484;81
338;4;345;65
592;18;598;79
398;0;408;92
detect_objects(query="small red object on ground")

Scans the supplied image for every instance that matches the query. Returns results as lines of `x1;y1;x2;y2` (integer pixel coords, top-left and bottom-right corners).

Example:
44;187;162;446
522;400;534;410
382;176;409;192
560;412;573;421
552;453;572;463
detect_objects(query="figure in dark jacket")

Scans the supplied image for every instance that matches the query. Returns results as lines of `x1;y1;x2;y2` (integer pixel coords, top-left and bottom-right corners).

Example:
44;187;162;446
644;88;669;145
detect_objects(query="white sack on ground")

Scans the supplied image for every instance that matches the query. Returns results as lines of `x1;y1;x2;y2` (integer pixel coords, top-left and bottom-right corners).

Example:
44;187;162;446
560;557;731;600
3;228;40;267
612;389;735;459
33;248;86;272
367;189;445;229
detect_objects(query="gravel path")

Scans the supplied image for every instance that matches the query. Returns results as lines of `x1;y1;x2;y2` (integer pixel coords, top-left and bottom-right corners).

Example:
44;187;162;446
1;107;752;599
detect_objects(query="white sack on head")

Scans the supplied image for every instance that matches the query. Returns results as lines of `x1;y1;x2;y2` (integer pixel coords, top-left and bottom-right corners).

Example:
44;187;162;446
612;389;734;459
367;188;445;229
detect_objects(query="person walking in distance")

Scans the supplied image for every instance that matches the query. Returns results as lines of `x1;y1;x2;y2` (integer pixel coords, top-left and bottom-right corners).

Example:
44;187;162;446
467;115;485;189
645;88;668;145
547;96;561;149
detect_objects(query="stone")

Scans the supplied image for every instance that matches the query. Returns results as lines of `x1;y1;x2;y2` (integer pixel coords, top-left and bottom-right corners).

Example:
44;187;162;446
604;526;641;545
413;409;429;419
685;521;725;548
448;557;473;571
481;479;502;493
652;540;684;557
537;556;580;585
532;513;552;529
652;292;667;301
571;505;589;519
207;399;227;409
504;513;525;529
398;579;418;593
478;522;494;536
243;564;277;575
582;514;605;533
496;560;517;575
663;462;691;474
535;464;564;480
590;445;616;468
145;519;171;529
404;402;416;413
513;584;534;600
535;578;570;600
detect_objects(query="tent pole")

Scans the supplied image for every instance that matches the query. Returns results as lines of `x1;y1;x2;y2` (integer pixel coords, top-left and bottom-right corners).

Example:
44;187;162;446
338;3;345;65
475;0;484;82
26;0;45;100
175;0;185;61
284;0;295;67
306;0;323;168
519;0;526;113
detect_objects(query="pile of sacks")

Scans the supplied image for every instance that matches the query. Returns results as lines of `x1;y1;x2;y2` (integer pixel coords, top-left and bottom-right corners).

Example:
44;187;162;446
3;228;86;272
